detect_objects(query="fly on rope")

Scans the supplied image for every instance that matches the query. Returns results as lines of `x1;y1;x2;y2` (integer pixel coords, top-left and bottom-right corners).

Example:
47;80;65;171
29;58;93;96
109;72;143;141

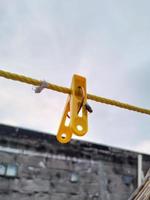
0;69;149;143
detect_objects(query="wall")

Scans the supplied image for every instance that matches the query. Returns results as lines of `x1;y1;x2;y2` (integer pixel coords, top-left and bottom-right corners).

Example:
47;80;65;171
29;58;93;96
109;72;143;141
0;124;149;200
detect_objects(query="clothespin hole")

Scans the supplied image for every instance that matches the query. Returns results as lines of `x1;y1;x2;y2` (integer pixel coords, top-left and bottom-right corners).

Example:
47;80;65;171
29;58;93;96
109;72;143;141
78;109;83;117
65;117;70;126
77;125;83;131
61;133;67;139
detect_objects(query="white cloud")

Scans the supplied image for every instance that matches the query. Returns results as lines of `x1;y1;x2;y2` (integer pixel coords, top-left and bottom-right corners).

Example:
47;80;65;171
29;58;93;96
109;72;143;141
134;140;150;154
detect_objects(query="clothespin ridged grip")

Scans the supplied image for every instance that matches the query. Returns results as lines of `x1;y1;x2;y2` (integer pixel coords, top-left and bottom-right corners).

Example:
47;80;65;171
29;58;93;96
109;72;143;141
56;74;88;143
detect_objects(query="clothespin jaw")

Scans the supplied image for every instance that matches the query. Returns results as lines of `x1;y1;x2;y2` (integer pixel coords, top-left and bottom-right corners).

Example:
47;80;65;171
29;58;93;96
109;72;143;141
56;74;88;143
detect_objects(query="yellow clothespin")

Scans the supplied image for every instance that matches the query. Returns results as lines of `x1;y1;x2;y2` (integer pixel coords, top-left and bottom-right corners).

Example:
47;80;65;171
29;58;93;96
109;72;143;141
57;74;88;143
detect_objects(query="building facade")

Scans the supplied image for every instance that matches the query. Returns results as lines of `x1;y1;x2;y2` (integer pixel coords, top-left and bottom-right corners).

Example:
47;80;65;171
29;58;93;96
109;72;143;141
0;124;149;200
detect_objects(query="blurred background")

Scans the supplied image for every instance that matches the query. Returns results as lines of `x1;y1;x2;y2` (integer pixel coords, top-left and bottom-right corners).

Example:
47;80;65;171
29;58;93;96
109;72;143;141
0;0;150;153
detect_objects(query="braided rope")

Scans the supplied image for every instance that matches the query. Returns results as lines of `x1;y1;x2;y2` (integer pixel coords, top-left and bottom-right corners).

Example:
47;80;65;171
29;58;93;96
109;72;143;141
0;69;150;115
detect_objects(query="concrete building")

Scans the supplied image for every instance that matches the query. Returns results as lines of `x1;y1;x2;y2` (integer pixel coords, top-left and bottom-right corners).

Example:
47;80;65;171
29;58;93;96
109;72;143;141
0;124;149;200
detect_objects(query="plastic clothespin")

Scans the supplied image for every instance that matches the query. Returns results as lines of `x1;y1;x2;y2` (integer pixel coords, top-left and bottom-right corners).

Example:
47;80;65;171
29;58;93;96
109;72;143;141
57;74;88;143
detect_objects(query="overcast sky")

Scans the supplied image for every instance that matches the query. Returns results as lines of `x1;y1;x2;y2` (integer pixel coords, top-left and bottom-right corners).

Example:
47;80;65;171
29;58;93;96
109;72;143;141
0;0;150;154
